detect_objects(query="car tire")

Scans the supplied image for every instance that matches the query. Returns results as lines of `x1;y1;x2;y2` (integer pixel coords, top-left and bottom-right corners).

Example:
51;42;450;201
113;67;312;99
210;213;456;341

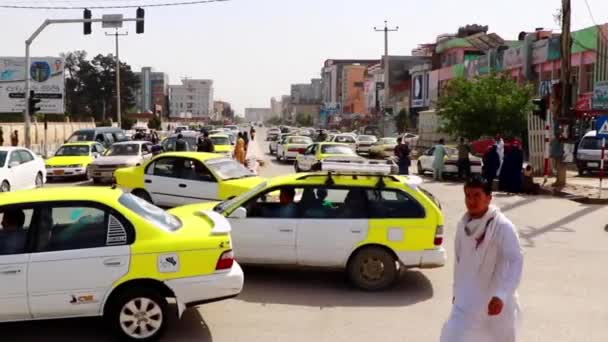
0;180;10;192
92;177;102;185
294;162;301;173
35;172;44;188
132;189;153;204
417;161;424;175
311;162;322;171
347;246;398;291
105;288;169;342
84;167;91;181
578;167;585;176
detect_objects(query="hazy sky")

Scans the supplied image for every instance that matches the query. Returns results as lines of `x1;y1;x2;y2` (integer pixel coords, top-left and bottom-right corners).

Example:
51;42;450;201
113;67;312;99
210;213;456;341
2;0;608;114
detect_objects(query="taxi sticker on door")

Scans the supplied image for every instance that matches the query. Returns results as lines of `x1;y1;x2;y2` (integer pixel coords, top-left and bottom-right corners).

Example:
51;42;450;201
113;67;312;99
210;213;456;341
158;253;179;273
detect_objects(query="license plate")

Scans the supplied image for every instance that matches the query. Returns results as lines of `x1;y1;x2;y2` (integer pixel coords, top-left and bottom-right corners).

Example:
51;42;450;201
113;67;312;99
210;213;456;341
53;170;65;175
588;162;600;167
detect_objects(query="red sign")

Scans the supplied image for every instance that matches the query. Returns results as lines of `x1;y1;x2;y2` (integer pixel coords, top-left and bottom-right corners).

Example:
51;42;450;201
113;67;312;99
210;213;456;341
575;93;593;112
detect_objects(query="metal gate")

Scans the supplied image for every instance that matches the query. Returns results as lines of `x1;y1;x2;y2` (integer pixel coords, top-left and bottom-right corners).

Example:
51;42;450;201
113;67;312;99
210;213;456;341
527;113;552;176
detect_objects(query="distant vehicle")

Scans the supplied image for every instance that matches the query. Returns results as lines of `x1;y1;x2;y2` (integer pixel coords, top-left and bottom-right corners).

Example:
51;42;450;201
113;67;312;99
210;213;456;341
362;125;381;137
161;131;200;152
368;137;399;159
224;125;239;132
46;142;106;180
400;133;419;146
269;133;294;155
355;135;378;154
417;146;483;176
66;127;127;149
209;134;234;156
294;142;363;172
88;141;154;184
576;130;607;175
276;136;313;162
174;125;189;133
330;134;358;151
471;137;522;156
0;147;46;192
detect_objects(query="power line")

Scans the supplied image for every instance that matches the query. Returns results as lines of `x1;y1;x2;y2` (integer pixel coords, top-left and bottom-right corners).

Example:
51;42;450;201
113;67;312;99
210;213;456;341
0;0;229;9
583;0;608;44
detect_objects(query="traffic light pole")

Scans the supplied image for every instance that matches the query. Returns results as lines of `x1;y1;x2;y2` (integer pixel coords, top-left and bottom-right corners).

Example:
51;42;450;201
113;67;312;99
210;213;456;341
106;30;128;129
24;17;142;148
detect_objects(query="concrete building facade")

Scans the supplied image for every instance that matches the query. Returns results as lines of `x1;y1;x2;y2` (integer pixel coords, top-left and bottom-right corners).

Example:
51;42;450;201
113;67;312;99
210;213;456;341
135;67;169;116
245;108;272;122
169;79;214;118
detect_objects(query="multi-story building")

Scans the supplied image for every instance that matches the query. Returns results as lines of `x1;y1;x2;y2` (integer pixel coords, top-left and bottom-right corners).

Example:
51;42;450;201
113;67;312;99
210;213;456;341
321;59;379;112
169;79;214;118
245;108;272;122
270;97;282;116
341;64;368;114
134;67;169;116
290;79;323;104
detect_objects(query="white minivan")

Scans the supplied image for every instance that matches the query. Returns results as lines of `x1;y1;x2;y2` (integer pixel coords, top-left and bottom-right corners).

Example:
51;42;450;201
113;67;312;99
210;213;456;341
576;130;607;175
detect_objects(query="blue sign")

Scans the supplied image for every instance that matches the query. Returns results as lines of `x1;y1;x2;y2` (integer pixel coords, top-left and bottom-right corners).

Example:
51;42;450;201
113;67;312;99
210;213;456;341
596;115;608;139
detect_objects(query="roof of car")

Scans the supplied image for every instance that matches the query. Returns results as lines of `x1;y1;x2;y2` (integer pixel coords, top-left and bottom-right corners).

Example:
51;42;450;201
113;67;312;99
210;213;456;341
263;172;417;190
584;130;597;137
153;151;225;161
209;133;230;138
0;186;123;206
61;142;98;147
114;141;149;145
0;146;28;151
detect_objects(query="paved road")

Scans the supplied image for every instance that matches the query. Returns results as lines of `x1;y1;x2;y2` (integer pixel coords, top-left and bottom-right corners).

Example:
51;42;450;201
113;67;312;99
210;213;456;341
4;128;608;341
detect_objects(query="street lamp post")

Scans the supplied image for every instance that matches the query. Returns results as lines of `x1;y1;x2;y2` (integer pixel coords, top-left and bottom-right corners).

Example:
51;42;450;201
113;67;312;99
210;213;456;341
106;30;128;128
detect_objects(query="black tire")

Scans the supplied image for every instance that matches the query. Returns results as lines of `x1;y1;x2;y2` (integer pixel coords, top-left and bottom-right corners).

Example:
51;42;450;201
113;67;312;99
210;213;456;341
347;246;398;291
0;180;10;192
92;178;102;185
311;162;322;171
294;162;301;173
35;172;43;188
84;167;91;181
105;288;169;342
417;161;424;175
132;189;153;204
578;168;585;176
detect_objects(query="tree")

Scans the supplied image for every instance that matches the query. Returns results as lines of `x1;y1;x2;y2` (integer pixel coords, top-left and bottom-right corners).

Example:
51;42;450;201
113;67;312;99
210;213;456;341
395;109;410;133
148;116;162;130
121;117;135;130
266;116;282;126
295;113;313;127
437;74;533;140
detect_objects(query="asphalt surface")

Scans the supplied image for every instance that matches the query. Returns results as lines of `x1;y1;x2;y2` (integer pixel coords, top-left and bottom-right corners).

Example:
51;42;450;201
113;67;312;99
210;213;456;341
3;128;608;342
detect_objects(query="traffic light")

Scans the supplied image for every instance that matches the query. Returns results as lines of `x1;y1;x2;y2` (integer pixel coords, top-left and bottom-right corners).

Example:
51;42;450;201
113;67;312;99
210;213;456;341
532;98;547;119
83;8;92;35
136;7;145;34
28;91;41;115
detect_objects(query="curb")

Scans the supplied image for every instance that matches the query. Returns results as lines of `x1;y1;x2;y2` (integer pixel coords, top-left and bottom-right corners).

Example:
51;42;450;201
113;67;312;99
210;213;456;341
542;187;608;205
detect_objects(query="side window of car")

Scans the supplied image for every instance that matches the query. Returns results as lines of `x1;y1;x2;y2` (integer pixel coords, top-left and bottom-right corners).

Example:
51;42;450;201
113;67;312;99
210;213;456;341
304;145;314;155
8;151;22;165
298;187;369;219
148;157;177;177
426;147;435;156
104;133;115;145
17;150;34;164
0;207;34;255
245;187;302;219
95;133;105;144
95;144;105;154
141;144;150;154
182;159;217;182
365;189;425;219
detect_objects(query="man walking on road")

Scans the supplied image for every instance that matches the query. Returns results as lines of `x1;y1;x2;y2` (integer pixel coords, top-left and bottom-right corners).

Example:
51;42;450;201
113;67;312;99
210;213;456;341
197;130;215;153
457;138;471;180
440;176;524;342
394;137;411;175
175;133;188;152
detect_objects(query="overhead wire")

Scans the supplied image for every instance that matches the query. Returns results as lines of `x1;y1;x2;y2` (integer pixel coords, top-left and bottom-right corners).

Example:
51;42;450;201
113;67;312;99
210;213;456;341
0;0;229;9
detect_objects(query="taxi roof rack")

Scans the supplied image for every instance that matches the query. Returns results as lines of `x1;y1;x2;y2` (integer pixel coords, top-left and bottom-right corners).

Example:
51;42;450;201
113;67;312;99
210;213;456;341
296;161;399;188
296;172;399;188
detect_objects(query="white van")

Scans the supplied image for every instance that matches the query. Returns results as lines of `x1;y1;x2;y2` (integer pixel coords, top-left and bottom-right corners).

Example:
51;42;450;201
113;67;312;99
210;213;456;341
576;130;607;175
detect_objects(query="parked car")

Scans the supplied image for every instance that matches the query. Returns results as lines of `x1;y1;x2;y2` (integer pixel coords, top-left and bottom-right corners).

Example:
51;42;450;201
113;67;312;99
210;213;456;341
368;137;398;159
209;134;235;156
269;133;293;155
161;131;199;152
88;141;154;184
66;127;127;149
46;142;106;181
576;130;607;175
0;187;243;341
471;136;522;156
276;136;313;162
417;146;483;176
0;147;46;192
356;135;378;154
294;142;364;172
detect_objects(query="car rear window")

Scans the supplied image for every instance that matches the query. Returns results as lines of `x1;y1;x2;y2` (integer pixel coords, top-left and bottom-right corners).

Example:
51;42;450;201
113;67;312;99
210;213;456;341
579;137;601;150
419;186;441;209
119;193;182;232
321;145;355;155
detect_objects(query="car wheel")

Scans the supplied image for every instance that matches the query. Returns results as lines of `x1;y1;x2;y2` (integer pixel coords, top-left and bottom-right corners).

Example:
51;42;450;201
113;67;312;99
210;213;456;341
106;288;168;342
578;167;585;176
92;178;102;185
347;246;398;291
417;161;424;175
294;161;301;173
132;189;153;204
84;167;91;181
311;162;322;171
35;172;44;188
0;180;10;192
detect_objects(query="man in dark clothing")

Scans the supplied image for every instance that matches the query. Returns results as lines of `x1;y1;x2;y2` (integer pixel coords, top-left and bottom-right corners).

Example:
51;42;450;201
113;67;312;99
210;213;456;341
250;126;256;141
197;130;215;153
394;137;411;175
457;138;471;180
175;133;188;151
10;130;18;147
499;143;524;193
242;132;250;151
482;145;500;188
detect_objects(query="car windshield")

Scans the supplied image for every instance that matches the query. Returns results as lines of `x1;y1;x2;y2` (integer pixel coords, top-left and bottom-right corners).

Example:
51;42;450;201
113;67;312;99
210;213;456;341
335;136;355;143
55;145;90;156
210;136;231;145
214;181;267;214
108;144;140;156
0;151;7;167
206;158;255;180
358;135;376;142
321;144;355;155
67;131;95;142
580;137;602;150
162;136;197;151
119;193;182;232
287;137;312;144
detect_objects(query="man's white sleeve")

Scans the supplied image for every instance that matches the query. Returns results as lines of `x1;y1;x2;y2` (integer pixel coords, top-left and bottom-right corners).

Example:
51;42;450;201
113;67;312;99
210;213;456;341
494;220;524;301
452;226;461;297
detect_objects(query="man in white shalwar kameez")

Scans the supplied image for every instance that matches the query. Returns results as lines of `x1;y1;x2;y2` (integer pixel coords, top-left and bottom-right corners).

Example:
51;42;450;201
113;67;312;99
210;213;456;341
440;176;524;342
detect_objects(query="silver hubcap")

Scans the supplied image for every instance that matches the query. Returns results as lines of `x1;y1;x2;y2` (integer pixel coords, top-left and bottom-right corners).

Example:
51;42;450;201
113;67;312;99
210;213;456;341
360;257;385;282
119;297;163;339
1;183;9;192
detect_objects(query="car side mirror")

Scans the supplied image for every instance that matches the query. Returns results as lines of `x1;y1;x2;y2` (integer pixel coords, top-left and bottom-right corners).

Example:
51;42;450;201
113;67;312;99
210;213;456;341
9;161;20;168
229;207;247;219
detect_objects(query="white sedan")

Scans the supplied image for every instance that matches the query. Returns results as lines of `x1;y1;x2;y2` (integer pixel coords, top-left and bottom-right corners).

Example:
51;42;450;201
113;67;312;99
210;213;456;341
417;146;482;176
0;147;46;192
276;136;313;162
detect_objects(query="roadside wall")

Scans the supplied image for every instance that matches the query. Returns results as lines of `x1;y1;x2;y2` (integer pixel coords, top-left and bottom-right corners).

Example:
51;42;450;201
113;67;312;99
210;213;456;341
0;121;96;156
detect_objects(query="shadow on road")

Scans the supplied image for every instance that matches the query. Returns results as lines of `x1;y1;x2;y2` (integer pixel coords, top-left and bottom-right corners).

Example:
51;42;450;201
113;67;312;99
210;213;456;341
0;305;213;342
237;266;434;308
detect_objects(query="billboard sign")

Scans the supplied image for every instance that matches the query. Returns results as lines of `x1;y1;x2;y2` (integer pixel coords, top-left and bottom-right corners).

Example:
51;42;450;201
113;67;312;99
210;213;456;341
593;81;608;110
0;57;65;114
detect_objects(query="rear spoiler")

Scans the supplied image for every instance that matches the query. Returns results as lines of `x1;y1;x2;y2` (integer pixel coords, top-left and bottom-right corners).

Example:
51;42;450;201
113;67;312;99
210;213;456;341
200;210;232;235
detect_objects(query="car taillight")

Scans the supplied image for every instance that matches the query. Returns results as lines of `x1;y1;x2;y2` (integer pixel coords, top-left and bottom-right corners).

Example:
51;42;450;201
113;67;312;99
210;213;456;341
434;225;444;246
216;250;234;270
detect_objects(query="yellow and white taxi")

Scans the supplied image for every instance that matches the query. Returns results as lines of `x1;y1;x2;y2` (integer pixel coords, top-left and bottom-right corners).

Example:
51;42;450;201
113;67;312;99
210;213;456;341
0;187;243;341
185;162;446;291
115;152;265;207
294;142;365;172
276;135;313;162
209;133;234;156
45;142;106;180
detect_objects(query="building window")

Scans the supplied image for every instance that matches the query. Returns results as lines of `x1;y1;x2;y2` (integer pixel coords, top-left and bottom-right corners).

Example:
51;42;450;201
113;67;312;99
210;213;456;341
580;63;595;93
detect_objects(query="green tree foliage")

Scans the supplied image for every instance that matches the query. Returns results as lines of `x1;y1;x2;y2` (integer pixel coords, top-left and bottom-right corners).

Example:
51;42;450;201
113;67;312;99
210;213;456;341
266;116;282;126
121;117;136;130
148;116;162;130
437;74;533;140
295;113;313;127
62;51;140;122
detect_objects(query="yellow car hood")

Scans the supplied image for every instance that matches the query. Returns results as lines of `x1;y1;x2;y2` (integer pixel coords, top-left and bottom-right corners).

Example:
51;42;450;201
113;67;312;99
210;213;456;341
46;156;93;166
214;145;233;153
218;176;264;199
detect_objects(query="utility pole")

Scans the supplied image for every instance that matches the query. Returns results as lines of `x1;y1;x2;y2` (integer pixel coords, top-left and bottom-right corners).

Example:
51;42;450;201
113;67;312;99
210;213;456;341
106;29;128;128
554;0;572;187
374;20;399;136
